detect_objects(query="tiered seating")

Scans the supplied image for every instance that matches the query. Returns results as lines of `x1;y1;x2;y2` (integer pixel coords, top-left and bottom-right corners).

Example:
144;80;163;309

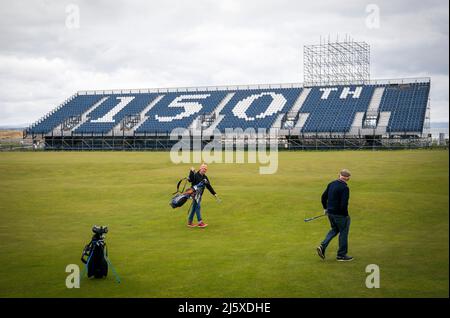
300;85;375;133
28;95;104;134
135;91;228;133
379;83;429;132
75;93;159;134
26;81;430;136
216;88;301;131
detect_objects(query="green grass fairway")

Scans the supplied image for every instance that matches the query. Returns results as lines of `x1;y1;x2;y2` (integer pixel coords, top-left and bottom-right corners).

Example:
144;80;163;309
0;150;448;297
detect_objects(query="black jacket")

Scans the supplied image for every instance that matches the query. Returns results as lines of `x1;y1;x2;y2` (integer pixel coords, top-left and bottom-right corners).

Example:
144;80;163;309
188;170;216;196
321;179;350;216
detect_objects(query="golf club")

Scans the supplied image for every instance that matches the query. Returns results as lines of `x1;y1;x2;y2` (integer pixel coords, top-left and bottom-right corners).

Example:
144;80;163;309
304;213;327;222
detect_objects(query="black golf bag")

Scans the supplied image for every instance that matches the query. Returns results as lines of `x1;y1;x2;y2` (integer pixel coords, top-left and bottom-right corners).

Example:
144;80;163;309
81;226;109;279
170;178;207;209
170;192;192;208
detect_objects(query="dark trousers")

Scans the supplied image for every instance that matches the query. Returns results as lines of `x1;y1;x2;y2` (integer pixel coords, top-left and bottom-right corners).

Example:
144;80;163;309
321;214;351;257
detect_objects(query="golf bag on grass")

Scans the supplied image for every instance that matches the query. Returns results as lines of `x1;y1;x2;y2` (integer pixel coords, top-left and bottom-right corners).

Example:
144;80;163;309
81;225;109;278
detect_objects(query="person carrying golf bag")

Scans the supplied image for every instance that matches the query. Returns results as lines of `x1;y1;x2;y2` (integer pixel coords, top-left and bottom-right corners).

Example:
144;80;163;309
187;163;218;228
316;169;353;262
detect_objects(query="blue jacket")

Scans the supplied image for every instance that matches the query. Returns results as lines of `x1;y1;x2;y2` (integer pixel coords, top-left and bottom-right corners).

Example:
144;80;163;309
321;179;350;216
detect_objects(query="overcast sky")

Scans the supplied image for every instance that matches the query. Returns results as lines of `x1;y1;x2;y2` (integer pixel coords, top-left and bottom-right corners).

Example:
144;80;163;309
0;0;448;126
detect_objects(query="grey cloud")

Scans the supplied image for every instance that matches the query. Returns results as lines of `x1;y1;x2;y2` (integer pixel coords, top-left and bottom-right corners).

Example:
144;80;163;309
0;0;448;125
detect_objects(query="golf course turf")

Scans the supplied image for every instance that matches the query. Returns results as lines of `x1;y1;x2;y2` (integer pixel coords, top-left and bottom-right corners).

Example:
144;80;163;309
0;150;448;297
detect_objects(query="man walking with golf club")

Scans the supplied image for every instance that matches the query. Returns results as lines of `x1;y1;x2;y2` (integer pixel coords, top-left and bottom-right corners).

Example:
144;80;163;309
317;169;353;262
187;163;218;228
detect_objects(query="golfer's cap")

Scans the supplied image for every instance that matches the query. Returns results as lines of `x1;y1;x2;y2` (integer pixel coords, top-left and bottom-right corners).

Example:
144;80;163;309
340;169;351;177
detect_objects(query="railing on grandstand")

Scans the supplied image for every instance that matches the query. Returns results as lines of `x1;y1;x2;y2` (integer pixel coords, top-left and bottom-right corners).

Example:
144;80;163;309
33;126;430;138
30;130;447;151
76;77;431;96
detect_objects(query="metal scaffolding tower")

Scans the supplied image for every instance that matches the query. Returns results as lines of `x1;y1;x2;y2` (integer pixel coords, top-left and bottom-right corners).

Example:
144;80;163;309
304;37;370;86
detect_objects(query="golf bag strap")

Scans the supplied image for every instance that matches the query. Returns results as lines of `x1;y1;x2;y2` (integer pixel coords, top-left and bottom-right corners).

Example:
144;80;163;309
173;178;188;195
105;256;121;284
102;244;121;284
80;249;94;279
81;241;93;264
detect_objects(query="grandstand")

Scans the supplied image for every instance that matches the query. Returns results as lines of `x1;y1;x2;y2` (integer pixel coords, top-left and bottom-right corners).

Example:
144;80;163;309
24;78;431;150
24;40;432;150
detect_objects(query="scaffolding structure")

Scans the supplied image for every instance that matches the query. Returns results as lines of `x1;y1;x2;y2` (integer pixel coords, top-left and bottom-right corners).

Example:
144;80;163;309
304;37;370;86
20;121;434;151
